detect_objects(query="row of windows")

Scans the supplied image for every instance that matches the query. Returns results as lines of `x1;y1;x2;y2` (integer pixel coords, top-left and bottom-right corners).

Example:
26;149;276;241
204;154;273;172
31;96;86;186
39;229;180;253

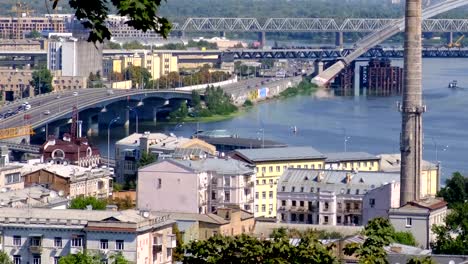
341;161;378;169
255;204;274;213
255;191;274;199
12;236;125;250
280;185;368;195
258;163;323;174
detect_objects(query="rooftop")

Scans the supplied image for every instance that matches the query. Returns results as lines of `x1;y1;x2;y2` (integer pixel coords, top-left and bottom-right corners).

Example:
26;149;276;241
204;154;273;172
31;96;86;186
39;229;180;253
0;186;67;208
202;136;287;149
146;158;254;175
325;152;379;162
233;146;325;163
389;198;447;215
153;211;229;225
116;132;191;151
378;153;437;171
21;163;111;181
278;169;400;195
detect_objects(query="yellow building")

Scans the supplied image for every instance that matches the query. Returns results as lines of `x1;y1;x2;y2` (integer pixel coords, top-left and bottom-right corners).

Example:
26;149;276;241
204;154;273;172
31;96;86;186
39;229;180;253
231;147;326;218
324;152;380;171
103;52;178;80
378;153;439;198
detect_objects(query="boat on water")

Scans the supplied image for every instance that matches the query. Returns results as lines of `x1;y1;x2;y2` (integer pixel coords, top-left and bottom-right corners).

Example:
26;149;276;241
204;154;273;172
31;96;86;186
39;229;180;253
448;80;458;88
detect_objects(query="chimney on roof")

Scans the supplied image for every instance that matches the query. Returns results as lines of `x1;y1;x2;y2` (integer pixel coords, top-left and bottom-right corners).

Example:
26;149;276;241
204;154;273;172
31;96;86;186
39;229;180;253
346;173;353;184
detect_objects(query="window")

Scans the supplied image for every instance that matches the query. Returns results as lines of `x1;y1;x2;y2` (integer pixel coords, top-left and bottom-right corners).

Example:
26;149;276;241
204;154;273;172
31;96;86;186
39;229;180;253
310;187;314;193
269;179;273;184
224;176;230;187
406;217;412;227
13;236;21;246
291;186;295;192
224;191;230;202
354;203;359;210
262;191;266;199
281;200;286;206
337;216;342;224
212;191;217;200
256;180;259;185
297;165;301;169
355;189;360;195
324;202;329;211
54;257;61;264
261;204;266;212
13;256;20;264
281;186;285;191
299;201;304;207
255;192;259;199
311;164;315;169
269;191;273;198
276;166;281;172
261;167;266;173
300;187;304;192
317;187;320;193
167;248;172;258
262;180;266;185
346;189;351;194
157;178;162;189
269;204;273;212
304;165;308;169
116;240;124;250
71;237;82;247
6;173;20;184
269;166;273;172
292;200;296;206
212;178;218;185
299;214;304;222
291;213;297;221
30;237;41;246
283;165;287;170
281;213;285;221
318;164;322;169
324;216;329;223
255;205;258;212
369;199;375;208
33;255;41;264
100;239;109;249
337;202;342;209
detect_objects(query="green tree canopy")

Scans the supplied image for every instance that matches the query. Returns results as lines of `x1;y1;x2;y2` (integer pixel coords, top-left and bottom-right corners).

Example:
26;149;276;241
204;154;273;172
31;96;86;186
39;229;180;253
30;68;53;95
393;231;418;247
58;251;101;264
406;257;437;264
51;0;171;43
437;172;468;208
25;30;41;39
122;41;146;50
344;217;395;264
0;251;13;264
138;151;156;168
69;196;107;210
125;65;152;88
432;202;468;255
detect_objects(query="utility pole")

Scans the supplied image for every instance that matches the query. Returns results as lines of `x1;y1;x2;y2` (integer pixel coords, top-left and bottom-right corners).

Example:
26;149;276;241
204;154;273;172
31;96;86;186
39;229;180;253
400;0;425;206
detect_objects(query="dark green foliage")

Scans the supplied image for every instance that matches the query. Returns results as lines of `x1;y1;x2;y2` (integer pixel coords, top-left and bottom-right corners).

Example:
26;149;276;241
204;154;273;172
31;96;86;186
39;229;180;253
138;151;156;168
344;217;395;264
155;69;230;89
25;30;41;39
30;68;53;95
432;202;468;255
280;80;318;98
122;41;146;50
58;251;130;264
169;101;189;122
182;231;337;264
203;86;237;116
172;223;184;261
124;65;152;88
106;42;122;49
69;196;107;210
393;231;418;246
243;99;253;107
88;71;104;88
0;251;13;264
437;172;468;208
406;257;437;264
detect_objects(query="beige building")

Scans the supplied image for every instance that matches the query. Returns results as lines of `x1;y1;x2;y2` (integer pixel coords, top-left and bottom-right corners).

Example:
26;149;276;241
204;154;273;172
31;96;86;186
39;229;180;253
0;39;44;50
103;52;178;80
0;16;67;39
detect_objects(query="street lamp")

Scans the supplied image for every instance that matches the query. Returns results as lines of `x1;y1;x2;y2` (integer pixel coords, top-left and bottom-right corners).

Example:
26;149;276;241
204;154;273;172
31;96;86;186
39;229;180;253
107;116;120;168
128;101;144;133
153;100;169;125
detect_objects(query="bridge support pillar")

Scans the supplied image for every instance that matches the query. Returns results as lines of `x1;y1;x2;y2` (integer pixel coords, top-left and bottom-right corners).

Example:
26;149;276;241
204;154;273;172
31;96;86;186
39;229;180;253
313;60;324;77
54;127;60;138
220;31;226;38
258;31;266;48
447;32;453;44
124;109;130;129
179;31;185;39
335;32;344;48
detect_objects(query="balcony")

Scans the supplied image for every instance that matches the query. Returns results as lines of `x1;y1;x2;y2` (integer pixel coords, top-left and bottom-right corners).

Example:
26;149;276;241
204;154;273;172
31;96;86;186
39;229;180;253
29;245;42;254
153;244;162;252
166;235;176;249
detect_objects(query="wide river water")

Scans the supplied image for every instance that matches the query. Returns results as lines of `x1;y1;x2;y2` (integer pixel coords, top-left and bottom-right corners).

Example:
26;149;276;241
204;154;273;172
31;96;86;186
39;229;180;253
89;58;468;182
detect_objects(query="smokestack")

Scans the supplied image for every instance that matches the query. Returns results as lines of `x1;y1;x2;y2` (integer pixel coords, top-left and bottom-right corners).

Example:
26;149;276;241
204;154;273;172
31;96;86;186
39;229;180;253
400;0;424;206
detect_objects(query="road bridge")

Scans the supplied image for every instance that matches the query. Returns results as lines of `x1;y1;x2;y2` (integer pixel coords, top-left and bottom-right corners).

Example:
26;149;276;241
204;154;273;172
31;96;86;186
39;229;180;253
312;0;468;86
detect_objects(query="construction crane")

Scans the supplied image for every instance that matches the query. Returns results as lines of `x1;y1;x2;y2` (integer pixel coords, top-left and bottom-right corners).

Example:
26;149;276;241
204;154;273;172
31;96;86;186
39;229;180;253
0;125;34;140
447;34;465;48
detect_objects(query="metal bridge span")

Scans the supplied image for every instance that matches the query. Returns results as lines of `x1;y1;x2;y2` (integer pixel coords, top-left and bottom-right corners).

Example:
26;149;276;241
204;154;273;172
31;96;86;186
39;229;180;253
312;0;468;86
169;17;468;33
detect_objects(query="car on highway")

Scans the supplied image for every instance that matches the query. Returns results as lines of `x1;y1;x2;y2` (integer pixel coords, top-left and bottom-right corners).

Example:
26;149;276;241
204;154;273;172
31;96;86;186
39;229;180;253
73;92;78;96
43;110;51;115
56;94;61;99
107;90;114;95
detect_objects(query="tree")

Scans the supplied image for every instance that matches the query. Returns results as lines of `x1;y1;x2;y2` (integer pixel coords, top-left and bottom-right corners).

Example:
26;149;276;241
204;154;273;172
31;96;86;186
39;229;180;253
393;231;417;247
25;30;41;39
109;252;131;264
344;217;395;264
106;42;122;49
138;151;156;168
406;257;437;264
437;172;467;208
432;202;468;255
124;65;152;88
122;41;146;50
51;0;171;43
59;251;101;264
88;71;104;88
110;195;135;210
172;223;184;261
69;196;107;210
0;251;13;264
169;101;189;122
30;68;53;95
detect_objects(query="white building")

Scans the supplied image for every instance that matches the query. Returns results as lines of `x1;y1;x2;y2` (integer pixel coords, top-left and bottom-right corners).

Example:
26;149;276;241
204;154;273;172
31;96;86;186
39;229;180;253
276;169;399;226
0;208;175;264
0;185;68;209
362;181;400;225
137;158;255;214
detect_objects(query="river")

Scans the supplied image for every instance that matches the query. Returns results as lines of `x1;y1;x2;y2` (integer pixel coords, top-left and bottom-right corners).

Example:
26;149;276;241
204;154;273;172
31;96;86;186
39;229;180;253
89;58;468;182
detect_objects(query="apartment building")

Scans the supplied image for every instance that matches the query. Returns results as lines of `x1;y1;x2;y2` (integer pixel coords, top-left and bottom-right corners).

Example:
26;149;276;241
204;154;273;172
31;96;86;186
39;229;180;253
276;169;399;226
389;198;447;249
115;132;215;182
324;152;380;171
231;147;326;218
0;16;67;39
378;153;439;197
362;181;401;225
137;158;255;214
22;164;112;199
103;52;178;81
0;208;175;264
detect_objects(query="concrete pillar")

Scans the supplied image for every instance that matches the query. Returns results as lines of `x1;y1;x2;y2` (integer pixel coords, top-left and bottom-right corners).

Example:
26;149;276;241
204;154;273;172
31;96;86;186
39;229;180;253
447;32;453;44
313;60;324;77
400;0;424;205
179;31;185;39
220;31;226;38
335;32;344;48
258;32;266;48
124;109;130;129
